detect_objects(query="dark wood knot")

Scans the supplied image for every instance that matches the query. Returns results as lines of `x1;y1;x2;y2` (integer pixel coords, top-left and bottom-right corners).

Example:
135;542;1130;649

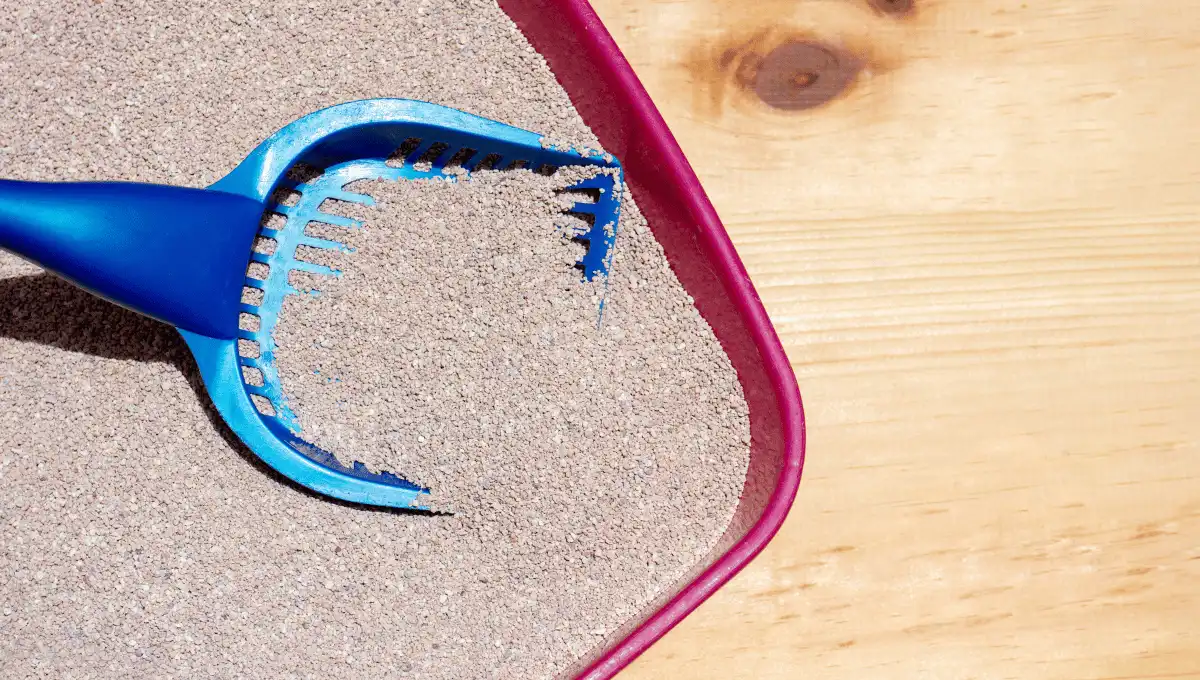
869;0;916;17
742;40;862;112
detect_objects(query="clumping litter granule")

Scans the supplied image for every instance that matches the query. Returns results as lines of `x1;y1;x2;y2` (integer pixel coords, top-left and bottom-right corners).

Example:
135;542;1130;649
0;1;751;678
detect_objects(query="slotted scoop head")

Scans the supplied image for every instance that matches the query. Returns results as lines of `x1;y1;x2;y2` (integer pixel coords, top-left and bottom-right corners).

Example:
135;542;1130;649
0;99;624;509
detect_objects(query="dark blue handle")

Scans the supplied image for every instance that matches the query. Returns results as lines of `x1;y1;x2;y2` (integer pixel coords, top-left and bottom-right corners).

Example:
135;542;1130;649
0;180;264;338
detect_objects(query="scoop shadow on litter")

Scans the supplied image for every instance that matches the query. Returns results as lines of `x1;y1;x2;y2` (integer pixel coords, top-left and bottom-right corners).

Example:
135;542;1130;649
0;272;440;517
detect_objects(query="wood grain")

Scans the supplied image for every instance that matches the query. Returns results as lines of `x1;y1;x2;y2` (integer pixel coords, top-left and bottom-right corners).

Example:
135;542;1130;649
585;0;1200;677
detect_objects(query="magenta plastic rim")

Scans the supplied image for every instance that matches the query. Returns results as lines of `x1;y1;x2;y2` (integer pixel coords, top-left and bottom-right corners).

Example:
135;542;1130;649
497;1;807;677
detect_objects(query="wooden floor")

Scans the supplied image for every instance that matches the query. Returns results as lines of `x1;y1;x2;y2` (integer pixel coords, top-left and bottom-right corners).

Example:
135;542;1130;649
586;1;1200;677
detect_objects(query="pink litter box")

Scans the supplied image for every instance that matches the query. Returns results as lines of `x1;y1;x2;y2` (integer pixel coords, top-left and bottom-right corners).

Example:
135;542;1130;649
496;0;807;676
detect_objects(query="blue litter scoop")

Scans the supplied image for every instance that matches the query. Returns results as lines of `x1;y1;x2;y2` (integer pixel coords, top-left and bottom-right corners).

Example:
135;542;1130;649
0;98;624;510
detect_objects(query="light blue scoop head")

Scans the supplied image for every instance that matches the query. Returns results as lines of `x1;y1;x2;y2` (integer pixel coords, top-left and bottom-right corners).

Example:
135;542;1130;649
0;99;625;510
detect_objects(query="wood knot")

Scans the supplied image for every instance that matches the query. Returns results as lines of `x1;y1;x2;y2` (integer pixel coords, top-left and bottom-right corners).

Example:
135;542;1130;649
869;0;916;17
740;40;862;112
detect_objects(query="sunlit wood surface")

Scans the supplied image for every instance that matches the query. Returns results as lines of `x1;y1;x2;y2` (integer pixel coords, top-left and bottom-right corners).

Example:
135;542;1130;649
587;0;1200;677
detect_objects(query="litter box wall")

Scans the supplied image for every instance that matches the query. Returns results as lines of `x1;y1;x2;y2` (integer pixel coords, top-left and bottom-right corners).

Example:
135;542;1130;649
497;0;807;677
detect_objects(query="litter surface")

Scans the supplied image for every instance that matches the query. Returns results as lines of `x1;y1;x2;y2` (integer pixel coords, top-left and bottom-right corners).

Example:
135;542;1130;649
0;1;751;677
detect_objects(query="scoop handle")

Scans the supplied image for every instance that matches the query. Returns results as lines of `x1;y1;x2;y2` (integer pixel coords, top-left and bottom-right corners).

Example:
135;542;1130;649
0;179;264;339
